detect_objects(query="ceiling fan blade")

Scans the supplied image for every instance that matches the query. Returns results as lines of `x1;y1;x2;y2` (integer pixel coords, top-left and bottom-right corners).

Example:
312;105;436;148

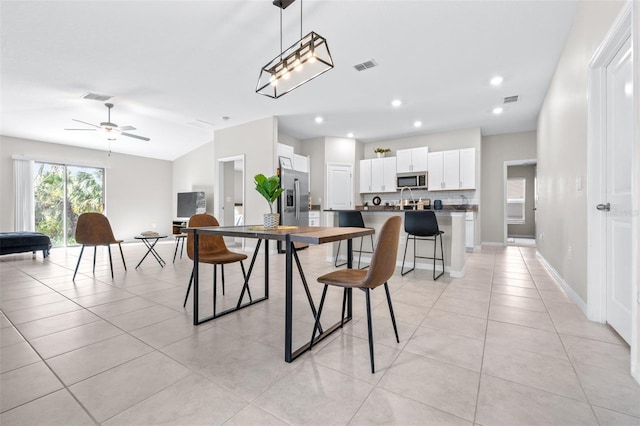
118;125;136;131
64;128;97;131
72;119;101;128
122;132;150;141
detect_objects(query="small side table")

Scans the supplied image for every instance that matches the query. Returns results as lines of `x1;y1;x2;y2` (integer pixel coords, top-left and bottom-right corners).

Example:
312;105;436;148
135;235;167;268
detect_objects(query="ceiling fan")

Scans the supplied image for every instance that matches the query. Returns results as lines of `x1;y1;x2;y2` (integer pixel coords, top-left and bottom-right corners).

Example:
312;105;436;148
65;103;150;141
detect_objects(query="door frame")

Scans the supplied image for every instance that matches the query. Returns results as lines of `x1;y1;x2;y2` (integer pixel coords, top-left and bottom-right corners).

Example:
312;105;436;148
217;154;245;245
503;159;536;246
586;1;637;374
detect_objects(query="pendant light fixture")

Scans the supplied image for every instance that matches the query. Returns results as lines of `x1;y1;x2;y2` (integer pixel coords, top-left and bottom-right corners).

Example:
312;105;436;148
256;0;334;99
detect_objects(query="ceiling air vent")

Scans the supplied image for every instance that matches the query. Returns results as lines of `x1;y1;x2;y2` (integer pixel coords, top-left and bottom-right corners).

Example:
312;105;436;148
82;92;113;102
504;95;519;104
354;59;378;72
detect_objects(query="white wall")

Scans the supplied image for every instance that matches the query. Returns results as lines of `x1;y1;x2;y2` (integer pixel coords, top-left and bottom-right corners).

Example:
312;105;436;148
633;0;640;381
214;117;277;227
1;135;173;239
481;131;537;244
172;141;215;217
537;0;625;303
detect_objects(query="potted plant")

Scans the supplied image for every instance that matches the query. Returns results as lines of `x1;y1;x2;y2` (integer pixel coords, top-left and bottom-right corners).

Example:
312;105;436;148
374;147;391;158
254;173;285;229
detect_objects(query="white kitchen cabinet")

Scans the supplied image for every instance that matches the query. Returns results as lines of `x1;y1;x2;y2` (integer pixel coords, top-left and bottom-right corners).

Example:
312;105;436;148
459;148;476;189
360;157;396;193
360;159;372;193
396;147;429;173
443;150;460;190
309;211;320;226
428;148;476;191
465;211;475;250
277;143;294;164
427;151;444;190
293;154;308;173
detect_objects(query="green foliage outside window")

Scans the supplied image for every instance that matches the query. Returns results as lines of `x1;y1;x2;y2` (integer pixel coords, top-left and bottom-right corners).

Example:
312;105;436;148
34;163;104;246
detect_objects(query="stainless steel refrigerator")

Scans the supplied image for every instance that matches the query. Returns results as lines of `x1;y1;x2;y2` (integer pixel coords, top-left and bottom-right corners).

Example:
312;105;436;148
278;157;309;252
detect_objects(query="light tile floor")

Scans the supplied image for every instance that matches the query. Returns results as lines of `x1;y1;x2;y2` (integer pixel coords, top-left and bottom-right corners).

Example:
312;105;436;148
1;241;639;425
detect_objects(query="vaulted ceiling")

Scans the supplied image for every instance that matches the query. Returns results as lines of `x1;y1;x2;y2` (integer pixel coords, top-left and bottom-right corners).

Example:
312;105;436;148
0;1;579;160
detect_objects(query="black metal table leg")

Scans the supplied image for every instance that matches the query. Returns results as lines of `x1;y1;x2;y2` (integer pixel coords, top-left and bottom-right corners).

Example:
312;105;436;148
285;235;293;362
193;232;200;325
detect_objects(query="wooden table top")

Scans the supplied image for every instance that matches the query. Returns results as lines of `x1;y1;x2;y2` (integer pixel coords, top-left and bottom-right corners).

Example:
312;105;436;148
181;225;374;244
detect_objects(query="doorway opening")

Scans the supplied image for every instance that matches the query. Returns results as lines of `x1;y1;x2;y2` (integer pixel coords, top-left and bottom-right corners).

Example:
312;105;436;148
217;155;245;249
503;160;537;247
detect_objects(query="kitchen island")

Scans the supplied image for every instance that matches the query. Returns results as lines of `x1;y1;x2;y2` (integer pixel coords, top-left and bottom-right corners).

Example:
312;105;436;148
324;206;476;278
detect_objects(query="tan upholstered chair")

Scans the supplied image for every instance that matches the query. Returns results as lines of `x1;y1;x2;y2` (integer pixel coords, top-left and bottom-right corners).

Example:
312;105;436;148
183;214;251;310
73;212;126;280
310;215;402;373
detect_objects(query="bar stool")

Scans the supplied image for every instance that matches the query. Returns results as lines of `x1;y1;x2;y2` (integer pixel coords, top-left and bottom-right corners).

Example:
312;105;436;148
334;210;374;269
401;210;445;280
173;233;187;263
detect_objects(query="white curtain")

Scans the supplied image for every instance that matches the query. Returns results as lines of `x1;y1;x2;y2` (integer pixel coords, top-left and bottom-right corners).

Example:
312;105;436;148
14;159;34;231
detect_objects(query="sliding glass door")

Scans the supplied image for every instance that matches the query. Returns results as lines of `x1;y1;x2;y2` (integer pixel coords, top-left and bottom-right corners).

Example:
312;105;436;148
33;162;104;246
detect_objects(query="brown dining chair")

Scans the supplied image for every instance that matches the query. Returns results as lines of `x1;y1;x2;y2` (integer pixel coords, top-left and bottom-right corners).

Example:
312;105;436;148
310;215;402;373
183;214;251;310
73;212;127;280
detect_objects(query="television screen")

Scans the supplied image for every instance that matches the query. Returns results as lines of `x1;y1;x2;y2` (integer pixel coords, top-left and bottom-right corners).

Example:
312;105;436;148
177;191;206;218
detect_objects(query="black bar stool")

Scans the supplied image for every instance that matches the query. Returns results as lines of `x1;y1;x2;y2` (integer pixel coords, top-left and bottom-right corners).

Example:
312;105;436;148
401;210;444;280
334;210;374;269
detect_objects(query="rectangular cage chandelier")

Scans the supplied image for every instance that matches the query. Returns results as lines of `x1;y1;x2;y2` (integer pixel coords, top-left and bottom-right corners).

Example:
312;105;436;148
256;0;334;99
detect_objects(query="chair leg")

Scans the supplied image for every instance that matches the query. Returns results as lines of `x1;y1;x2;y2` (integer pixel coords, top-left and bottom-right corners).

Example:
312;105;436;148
364;288;375;374
401;234;414;275
340;288;347;327
334;240;346;267
221;264;225;295
357;236;364;269
73;245;85;281
384;283;399;343
118;243;127;271
107;246;114;279
433;233;445;281
92;246;97;275
173;238;179;263
179;238;185;259
183;270;194;308
213;264;217;316
310;285;328;350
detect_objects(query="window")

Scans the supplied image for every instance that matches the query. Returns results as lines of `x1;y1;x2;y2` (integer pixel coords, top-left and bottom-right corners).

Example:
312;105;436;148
33;162;104;246
506;177;526;224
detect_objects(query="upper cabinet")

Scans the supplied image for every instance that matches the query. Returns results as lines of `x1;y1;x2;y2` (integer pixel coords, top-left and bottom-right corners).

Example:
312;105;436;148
396;147;429;173
459;148;476;190
428;148;476;191
360;157;396;193
293;154;309;173
277;143;294;164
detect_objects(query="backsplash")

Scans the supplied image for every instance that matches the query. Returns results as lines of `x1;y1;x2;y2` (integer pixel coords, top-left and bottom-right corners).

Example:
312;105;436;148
360;189;477;207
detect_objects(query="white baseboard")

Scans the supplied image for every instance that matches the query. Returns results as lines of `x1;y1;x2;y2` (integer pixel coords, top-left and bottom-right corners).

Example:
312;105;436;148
536;251;588;317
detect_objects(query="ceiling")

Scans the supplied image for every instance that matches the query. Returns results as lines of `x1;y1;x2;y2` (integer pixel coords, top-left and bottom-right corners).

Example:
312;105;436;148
0;1;579;161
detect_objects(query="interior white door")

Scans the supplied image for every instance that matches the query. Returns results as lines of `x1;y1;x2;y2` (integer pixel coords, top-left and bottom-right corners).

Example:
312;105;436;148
327;164;352;210
604;37;632;343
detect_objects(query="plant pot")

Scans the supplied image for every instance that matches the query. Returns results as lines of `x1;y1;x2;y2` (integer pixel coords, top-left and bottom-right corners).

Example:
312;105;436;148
376;152;385;158
263;213;280;229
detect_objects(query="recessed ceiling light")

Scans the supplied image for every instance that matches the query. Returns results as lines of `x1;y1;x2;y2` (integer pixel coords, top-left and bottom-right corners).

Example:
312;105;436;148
347;132;354;138
493;107;504;115
490;76;503;86
391;99;402;108
413;121;422;128
315;116;324;124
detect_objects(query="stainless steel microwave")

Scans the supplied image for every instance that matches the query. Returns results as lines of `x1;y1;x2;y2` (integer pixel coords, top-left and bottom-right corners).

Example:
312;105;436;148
397;173;428;189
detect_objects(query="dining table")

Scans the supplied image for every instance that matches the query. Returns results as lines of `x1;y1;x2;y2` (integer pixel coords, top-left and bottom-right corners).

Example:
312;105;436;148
181;225;375;362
